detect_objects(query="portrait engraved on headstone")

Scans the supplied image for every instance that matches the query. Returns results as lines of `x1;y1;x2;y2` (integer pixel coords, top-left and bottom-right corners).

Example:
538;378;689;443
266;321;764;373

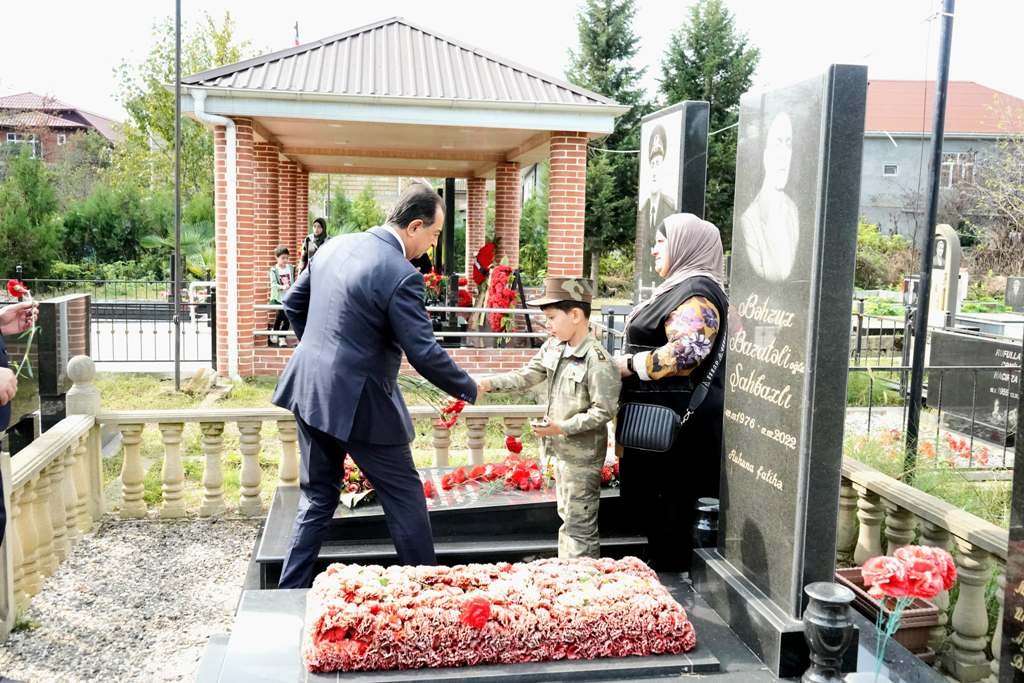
739;112;800;282
1006;277;1024;313
934;238;947;270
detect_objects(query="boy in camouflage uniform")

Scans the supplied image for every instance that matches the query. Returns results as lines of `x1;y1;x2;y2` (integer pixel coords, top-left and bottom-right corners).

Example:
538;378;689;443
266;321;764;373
478;277;621;558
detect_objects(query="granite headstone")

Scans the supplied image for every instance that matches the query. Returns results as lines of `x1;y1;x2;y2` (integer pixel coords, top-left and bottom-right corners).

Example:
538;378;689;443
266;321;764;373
999;338;1024;682
929;223;961;327
634;101;709;302
692;64;867;678
1007;277;1024;313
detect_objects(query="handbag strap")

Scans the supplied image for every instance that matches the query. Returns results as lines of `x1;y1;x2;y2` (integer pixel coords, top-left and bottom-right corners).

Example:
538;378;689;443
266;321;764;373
679;329;727;426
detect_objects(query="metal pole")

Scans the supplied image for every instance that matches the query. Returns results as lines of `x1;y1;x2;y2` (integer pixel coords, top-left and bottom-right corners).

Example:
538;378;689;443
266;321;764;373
904;0;955;480
172;0;183;390
444;178;457;314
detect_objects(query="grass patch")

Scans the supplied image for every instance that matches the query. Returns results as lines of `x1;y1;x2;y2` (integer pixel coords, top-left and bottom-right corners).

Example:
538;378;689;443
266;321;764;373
843;433;1011;527
846;371;903;407
12;612;41;633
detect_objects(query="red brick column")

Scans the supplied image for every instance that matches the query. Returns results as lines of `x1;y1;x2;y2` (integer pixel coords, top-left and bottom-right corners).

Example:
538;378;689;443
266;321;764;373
278;159;297;263
295;168;309;256
494;162;521;267
253;143;279;317
465;177;487;288
547;132;587;277
214;118;257;377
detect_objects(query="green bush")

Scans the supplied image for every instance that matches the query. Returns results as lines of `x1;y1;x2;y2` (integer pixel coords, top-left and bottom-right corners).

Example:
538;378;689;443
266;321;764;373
598;248;634;297
0;147;62;277
855;221;913;289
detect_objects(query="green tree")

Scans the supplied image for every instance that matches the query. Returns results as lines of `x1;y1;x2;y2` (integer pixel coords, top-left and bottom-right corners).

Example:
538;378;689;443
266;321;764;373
519;162;550;284
61;185;151;264
0;148;62;277
567;0;648;284
660;0;759;247
328;190;354;235
110;12;253;203
346;184;386;231
51;131;111;209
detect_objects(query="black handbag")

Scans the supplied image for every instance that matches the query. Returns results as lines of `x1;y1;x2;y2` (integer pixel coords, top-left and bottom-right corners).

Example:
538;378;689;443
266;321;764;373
616;330;727;453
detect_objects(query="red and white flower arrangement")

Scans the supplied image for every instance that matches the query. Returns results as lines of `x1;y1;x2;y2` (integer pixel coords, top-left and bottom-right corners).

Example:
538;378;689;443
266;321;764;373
860;545;956;681
302;556;697;672
338;455;375;508
485;264;517;333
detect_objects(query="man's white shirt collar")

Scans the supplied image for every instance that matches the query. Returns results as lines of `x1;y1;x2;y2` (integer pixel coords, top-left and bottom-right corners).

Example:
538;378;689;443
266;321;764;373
383;225;407;257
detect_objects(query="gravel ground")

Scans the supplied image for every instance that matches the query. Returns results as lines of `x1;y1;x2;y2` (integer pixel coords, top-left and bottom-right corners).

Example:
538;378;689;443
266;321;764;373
0;518;260;683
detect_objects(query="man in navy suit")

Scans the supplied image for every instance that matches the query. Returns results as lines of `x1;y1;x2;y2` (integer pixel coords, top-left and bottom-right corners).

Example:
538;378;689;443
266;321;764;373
272;182;478;588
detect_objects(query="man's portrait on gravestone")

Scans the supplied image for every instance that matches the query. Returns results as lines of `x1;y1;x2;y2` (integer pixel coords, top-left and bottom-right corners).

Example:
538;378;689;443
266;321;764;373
739;112;800;282
934;238;947;270
638;123;678;240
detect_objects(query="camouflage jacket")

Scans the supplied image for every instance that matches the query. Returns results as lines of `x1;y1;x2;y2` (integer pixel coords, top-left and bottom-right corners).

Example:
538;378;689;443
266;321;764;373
488;334;621;463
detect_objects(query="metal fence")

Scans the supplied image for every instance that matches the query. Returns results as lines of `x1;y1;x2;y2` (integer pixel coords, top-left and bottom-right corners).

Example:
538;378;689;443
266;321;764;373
24;279;216;365
847;364;1019;470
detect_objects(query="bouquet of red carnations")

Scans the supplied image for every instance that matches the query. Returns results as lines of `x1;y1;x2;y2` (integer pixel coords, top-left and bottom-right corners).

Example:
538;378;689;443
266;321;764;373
303;556;697;672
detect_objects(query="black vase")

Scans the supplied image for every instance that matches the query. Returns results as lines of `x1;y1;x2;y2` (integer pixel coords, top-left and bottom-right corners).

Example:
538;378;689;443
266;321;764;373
692;497;719;549
802;581;856;683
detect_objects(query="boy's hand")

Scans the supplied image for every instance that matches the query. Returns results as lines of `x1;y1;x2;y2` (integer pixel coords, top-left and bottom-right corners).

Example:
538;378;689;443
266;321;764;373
476;378;492;394
532;419;562;437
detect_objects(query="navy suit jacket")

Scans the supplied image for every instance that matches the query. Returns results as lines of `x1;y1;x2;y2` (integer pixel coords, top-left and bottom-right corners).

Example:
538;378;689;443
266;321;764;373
271;226;477;445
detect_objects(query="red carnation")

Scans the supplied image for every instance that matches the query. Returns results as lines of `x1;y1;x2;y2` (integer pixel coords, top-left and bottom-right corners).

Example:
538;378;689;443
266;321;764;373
861;555;910;599
469;465;487;480
458;276;468;286
505;436;523;454
453;467;467;484
458;288;473;308
601;466;612;485
441;473;455;491
459;596;491;629
423;480;435;498
6;279;29;299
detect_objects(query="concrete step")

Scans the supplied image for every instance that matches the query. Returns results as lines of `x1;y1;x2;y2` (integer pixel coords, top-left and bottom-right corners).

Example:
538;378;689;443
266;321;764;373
194;633;230;683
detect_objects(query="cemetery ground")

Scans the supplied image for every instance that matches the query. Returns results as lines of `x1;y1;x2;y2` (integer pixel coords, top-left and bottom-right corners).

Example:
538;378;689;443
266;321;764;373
0;370;1012;681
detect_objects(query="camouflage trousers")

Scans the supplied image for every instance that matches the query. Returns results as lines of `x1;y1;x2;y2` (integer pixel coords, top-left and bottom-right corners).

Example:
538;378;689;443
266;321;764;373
554;457;604;559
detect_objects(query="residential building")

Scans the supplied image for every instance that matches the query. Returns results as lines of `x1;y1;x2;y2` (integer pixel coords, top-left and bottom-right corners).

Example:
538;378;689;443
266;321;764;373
0;92;120;162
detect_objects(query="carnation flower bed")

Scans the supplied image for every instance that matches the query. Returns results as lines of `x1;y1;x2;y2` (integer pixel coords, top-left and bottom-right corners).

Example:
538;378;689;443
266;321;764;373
303;556;696;673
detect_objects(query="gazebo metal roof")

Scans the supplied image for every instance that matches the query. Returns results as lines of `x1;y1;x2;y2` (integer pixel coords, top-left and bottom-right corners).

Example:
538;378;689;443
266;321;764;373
180;17;626;178
183;17;617;110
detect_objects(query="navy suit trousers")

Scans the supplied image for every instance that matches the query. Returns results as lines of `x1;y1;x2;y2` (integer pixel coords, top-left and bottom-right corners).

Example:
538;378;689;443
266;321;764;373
278;416;437;588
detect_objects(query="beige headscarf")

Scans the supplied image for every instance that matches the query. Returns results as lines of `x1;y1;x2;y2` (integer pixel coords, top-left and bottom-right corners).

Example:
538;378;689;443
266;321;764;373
628;213;724;324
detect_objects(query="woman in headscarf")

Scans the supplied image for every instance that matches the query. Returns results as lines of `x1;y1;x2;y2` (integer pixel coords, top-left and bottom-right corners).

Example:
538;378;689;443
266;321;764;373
299;217;329;274
614;213;728;571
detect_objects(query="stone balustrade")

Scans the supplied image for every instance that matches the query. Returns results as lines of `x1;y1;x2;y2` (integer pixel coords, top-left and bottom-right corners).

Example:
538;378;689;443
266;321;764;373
0;413;101;639
837;458;1009;683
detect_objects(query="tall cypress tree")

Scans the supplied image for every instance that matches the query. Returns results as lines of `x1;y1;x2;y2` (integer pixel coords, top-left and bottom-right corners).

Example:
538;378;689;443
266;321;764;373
660;0;759;247
567;0;648;285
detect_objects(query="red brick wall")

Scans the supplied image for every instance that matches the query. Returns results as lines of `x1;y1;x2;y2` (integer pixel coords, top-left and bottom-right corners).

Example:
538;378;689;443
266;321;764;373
214;125;229;376
295;169;309;253
67;295;89;358
494;162;521;267
279;159;298;259
253;142;280;315
465;177;487;290
251;346;539;378
547;132;588;277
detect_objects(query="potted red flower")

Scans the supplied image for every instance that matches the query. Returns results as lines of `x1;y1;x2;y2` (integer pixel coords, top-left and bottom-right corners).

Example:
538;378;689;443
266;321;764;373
838;545;956;681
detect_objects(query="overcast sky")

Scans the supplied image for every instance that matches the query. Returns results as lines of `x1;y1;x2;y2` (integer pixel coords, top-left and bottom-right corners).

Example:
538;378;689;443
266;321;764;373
1;0;1018;121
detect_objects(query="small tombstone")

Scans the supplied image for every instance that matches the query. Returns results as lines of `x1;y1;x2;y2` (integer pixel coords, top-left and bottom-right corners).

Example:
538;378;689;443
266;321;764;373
928;223;961;327
1006;276;1024;313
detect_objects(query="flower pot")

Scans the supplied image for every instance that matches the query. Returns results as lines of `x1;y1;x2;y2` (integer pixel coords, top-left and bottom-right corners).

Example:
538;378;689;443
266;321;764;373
844;673;892;682
834;568;940;663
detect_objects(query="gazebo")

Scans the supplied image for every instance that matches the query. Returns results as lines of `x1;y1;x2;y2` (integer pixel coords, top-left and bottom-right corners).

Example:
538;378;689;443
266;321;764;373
179;17;627;378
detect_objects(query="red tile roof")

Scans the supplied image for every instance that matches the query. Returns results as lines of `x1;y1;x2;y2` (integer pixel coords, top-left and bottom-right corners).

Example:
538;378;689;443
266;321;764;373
0;111;84;128
866;80;1024;135
0;92;74;110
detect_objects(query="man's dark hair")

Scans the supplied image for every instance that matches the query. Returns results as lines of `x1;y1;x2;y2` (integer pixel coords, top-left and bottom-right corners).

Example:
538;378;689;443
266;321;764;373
648;124;668;162
387;182;444;229
541;300;592;319
274;245;290;258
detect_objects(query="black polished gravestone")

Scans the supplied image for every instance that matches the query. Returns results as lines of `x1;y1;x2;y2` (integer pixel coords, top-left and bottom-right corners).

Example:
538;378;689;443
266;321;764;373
692;64;867;678
999;345;1024;682
634;101;709;302
930;328;1020;447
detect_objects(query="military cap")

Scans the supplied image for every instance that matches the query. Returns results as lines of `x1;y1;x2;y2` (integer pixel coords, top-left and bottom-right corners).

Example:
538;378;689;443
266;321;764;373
526;277;595;306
